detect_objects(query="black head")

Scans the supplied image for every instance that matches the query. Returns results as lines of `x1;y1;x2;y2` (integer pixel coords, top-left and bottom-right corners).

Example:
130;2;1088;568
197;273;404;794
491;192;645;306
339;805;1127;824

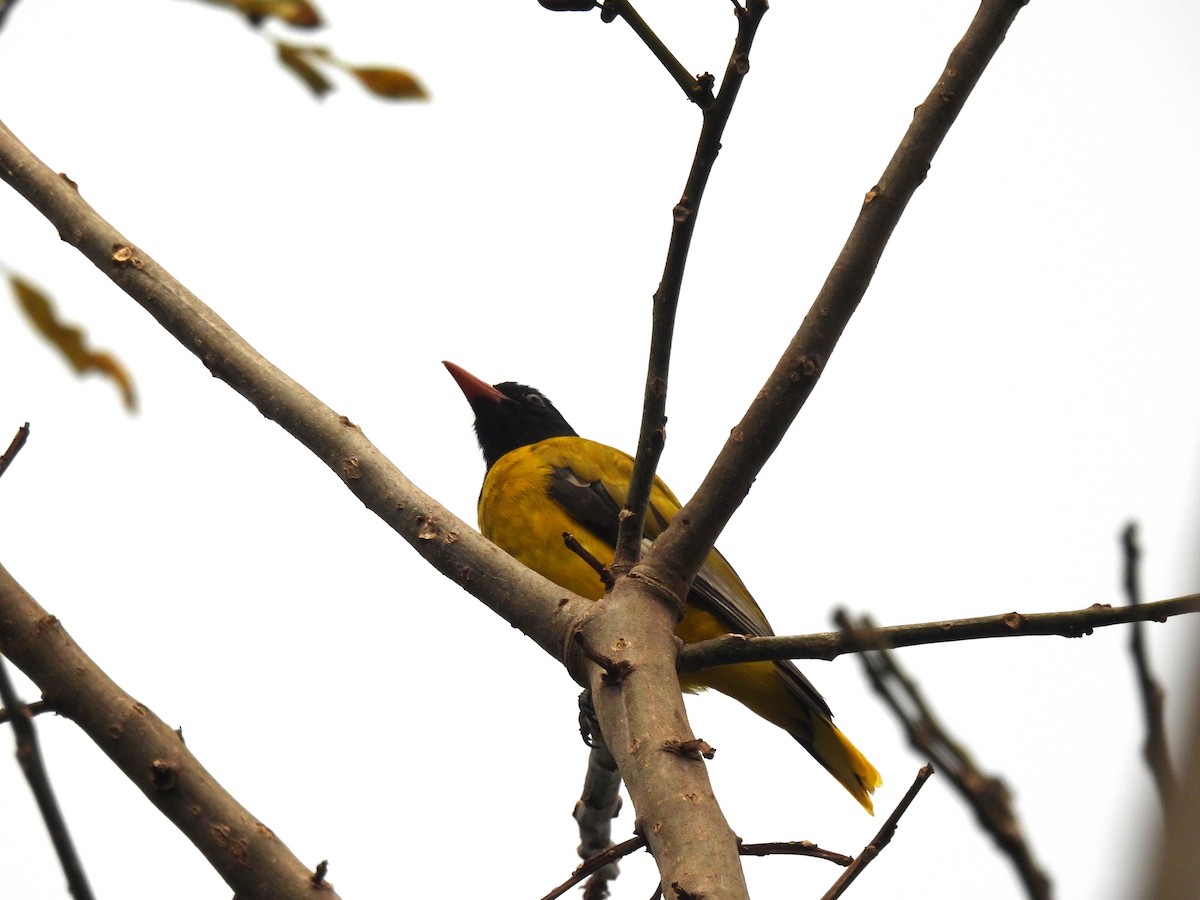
444;361;577;469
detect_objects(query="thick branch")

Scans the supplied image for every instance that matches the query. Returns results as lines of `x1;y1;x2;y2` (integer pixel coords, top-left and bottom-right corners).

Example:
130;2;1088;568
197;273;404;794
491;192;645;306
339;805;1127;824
0;563;328;900
0;118;591;666
0;115;599;893
573;573;750;898
679;594;1200;672
639;0;1029;599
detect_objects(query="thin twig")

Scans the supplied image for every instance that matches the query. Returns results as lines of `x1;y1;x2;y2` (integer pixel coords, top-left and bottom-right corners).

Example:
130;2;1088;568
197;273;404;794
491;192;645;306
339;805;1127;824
613;0;768;572
563;531;615;590
679;593;1200;672
0;655;95;900
0;696;48;724
738;841;852;866
836;612;1052;900
819;764;934;900
542;835;646;900
1122;522;1177;813
543;832;853;900
603;0;715;107
0;421;30;481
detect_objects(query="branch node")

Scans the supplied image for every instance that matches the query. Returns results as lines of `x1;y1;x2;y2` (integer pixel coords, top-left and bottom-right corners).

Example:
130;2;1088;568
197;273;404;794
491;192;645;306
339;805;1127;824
573;631;633;684
662;738;715;760
311;859;330;888
150;759;178;791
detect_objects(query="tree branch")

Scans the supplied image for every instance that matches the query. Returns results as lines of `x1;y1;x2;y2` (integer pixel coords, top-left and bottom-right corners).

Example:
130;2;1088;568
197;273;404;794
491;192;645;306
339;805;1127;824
820;764;935;900
613;0;767;571
0;115;602;892
0;118;592;667
602;0;715;108
679;593;1200;672
0;421;30;480
573;691;623;899
836;612;1051;900
639;0;1030;603
1122;523;1178;813
0;653;95;900
0;562;333;900
0;112;747;898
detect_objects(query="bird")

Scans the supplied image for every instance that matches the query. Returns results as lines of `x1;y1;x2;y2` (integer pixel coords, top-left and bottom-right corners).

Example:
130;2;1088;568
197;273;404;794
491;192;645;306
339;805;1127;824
444;361;881;812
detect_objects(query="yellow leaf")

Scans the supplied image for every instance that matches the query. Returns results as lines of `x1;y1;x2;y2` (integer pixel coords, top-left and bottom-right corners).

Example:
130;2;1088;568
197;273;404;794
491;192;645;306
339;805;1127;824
349;66;428;101
11;275;137;411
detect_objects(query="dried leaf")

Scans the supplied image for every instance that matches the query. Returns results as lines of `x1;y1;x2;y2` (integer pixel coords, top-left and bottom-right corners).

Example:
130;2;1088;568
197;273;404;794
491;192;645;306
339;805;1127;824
276;41;333;98
348;66;428;101
11;275;137;411
214;0;322;28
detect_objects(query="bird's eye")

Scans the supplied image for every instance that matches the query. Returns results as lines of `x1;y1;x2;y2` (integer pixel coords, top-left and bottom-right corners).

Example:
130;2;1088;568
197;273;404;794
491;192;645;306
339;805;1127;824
525;392;546;407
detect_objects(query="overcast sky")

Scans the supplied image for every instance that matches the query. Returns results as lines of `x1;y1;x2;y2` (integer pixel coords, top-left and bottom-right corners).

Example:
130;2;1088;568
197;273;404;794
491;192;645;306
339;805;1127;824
2;1;1199;898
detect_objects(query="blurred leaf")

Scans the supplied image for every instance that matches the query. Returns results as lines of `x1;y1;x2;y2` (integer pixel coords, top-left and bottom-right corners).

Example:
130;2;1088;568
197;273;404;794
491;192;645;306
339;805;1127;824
10;275;137;411
348;67;428;101
276;43;428;102
276;40;333;98
201;0;322;28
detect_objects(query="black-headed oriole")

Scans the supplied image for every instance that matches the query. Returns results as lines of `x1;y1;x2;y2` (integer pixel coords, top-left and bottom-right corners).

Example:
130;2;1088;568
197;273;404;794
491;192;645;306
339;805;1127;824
445;361;881;812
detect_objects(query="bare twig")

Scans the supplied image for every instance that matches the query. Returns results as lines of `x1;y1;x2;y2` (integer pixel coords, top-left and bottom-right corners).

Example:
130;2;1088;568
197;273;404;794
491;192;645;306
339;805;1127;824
545;832;854;900
819;764;934;900
738;840;852;866
602;0;715;107
836;612;1052;900
543;835;646;900
0;654;95;900
0;421;30;481
613;0;768;572
0;696;48;724
680;593;1200;672
1123;522;1177;813
564;531;615;590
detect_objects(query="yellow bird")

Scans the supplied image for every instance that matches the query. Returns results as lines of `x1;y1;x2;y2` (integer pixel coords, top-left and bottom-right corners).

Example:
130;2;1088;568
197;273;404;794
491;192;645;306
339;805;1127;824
445;361;881;812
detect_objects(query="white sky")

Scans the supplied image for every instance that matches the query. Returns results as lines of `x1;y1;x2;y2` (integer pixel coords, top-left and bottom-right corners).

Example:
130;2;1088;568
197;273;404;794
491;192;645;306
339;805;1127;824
1;1;1199;898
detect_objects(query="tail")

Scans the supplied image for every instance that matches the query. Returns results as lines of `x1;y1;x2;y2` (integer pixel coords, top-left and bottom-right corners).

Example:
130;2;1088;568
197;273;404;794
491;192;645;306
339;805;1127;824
803;716;882;814
689;658;882;813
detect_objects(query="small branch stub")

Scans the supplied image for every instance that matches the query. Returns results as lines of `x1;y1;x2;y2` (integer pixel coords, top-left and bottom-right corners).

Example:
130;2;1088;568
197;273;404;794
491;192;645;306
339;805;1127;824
662;738;715;760
573;631;633;684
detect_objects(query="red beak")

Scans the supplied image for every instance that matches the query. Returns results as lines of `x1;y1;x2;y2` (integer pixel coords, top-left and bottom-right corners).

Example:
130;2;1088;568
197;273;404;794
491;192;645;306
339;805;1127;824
443;361;507;405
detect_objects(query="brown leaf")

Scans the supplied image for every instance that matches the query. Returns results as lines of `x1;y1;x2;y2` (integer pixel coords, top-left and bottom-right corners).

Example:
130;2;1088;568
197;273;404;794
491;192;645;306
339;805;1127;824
11;275;137;411
276;41;333;98
219;0;322;28
349;67;428;101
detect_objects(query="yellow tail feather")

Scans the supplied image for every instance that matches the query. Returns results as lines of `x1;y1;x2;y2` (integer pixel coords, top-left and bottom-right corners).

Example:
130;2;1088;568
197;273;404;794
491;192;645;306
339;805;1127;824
807;717;882;815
